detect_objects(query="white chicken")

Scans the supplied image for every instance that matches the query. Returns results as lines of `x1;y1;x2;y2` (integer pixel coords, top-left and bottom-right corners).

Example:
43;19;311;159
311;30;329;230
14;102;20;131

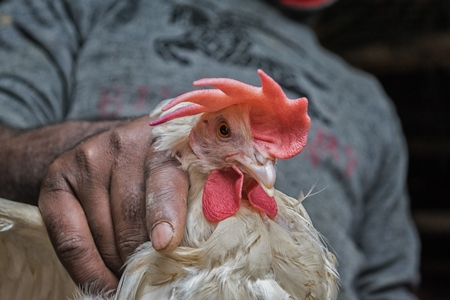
0;70;338;300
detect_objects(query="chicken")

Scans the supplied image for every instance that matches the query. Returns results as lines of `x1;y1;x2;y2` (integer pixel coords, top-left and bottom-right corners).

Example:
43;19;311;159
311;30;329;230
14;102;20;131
112;69;339;299
0;70;338;300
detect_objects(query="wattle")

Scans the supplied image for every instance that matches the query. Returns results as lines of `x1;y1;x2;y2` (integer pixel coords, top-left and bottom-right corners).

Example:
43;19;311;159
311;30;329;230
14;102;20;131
202;166;277;222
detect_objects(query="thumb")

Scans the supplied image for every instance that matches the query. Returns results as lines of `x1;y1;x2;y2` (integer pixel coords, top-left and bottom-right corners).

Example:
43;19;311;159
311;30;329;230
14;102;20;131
144;150;188;252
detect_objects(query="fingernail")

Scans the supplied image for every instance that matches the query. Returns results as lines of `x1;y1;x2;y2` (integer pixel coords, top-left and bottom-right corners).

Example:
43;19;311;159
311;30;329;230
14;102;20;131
151;221;174;250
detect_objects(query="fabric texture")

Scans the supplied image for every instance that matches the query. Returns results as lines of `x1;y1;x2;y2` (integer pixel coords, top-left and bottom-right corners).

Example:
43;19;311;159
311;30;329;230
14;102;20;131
279;0;335;9
0;0;420;299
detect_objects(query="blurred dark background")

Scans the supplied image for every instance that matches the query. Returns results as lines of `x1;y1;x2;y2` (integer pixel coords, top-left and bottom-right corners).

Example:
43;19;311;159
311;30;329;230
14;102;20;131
313;1;450;299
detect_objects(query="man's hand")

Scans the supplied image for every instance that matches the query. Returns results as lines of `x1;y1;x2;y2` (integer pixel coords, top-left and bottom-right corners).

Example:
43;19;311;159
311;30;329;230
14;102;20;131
37;116;189;292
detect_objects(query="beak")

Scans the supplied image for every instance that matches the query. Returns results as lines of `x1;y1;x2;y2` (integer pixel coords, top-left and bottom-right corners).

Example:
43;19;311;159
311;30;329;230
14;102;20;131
230;152;276;197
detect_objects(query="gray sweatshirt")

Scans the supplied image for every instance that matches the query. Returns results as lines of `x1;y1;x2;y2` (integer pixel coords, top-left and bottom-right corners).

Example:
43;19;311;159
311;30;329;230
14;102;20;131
0;0;420;299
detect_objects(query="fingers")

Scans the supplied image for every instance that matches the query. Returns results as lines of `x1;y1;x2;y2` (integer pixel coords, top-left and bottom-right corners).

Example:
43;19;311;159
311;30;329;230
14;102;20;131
145;150;189;253
110;176;147;262
77;178;124;276
38;160;119;292
69;139;124;276
109;143;148;262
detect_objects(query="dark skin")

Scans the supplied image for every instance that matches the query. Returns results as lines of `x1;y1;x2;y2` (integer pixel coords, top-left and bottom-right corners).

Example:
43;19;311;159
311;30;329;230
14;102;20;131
0;116;189;292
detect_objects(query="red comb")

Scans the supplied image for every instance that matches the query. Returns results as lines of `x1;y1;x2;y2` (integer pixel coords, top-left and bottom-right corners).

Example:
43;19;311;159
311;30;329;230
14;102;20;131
150;70;310;159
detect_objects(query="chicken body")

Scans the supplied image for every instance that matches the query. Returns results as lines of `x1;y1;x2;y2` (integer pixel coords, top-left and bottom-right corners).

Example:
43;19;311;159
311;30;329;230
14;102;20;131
112;94;339;299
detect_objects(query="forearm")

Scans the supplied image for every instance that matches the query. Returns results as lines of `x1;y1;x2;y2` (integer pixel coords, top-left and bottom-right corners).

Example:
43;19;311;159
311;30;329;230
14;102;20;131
0;119;131;204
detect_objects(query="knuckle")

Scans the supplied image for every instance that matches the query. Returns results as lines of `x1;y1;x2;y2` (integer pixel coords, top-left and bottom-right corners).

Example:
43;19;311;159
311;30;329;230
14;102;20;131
144;153;180;179
145;166;189;203
109;127;140;156
53;234;91;265
109;129;126;152
73;143;99;174
52;233;118;284
115;216;147;256
40;159;71;194
109;125;149;158
42;143;100;188
116;235;143;258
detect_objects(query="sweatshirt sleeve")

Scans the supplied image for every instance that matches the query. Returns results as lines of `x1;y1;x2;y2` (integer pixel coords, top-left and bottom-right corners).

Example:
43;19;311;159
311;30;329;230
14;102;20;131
355;88;421;299
0;0;112;128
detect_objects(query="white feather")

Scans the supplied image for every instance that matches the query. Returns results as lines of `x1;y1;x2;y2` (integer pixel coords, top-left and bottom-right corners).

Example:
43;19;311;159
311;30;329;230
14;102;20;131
0;198;77;300
113;191;338;299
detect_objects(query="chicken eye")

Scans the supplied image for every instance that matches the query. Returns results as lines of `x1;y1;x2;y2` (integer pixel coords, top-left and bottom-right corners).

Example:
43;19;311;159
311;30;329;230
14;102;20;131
217;121;231;138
